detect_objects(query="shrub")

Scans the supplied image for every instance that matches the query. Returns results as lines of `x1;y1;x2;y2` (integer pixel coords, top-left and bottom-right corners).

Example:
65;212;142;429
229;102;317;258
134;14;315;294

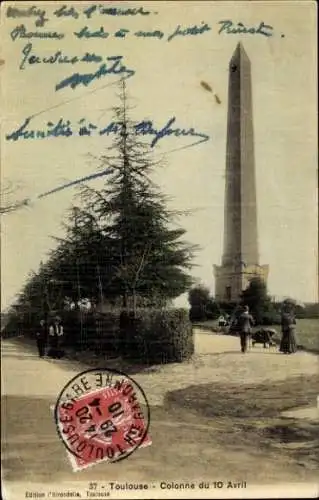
94;310;121;355
62;310;82;348
3;311;39;339
123;308;194;364
188;286;210;307
189;305;206;322
261;313;281;326
206;299;221;320
4;306;193;365
63;309;121;354
120;309;139;357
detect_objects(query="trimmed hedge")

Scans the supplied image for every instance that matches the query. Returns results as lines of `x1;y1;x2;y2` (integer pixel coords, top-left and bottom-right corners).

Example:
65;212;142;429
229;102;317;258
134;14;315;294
121;308;194;364
62;310;121;355
3;307;194;365
189;305;206;322
63;307;194;364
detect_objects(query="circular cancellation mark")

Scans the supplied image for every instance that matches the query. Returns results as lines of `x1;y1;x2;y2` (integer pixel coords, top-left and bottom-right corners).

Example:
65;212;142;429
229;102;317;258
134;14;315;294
54;368;151;470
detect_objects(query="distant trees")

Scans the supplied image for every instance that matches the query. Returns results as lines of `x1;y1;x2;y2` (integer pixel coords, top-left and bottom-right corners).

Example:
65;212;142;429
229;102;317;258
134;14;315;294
188;278;281;325
188;285;220;321
187;278;316;327
241;277;278;325
188;285;210;308
296;302;319;319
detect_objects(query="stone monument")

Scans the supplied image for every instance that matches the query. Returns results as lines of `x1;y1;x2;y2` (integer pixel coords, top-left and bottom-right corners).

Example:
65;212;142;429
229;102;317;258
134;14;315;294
214;43;269;303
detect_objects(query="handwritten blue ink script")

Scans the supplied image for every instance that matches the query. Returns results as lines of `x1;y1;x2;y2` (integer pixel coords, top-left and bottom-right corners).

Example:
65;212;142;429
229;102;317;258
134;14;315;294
6;116;210;148
19;43;135;90
4;4;214;205
55;58;135;90
218;20;273;37
3;169;115;213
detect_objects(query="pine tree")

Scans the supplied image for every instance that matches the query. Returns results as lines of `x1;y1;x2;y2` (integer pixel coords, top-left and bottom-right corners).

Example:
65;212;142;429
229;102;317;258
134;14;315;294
47;206;117;305
78;79;196;311
7;80;196;323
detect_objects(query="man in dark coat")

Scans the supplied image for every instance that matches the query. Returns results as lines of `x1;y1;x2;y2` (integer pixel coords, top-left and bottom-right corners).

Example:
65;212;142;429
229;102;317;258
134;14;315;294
48;317;64;358
237;305;254;353
36;320;47;358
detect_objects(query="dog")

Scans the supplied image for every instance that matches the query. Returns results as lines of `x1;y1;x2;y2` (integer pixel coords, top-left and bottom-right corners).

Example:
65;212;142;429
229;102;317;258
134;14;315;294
251;328;277;349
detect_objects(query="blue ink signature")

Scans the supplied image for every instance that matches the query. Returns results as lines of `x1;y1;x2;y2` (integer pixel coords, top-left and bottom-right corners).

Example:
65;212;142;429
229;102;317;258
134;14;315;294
168;22;211;42
6;116;210;148
55;57;135;91
218;20;273;37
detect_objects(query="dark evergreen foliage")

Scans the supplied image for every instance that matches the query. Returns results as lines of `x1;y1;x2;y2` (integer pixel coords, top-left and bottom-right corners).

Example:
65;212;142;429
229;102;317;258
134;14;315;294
4;81;196;364
241;277;277;325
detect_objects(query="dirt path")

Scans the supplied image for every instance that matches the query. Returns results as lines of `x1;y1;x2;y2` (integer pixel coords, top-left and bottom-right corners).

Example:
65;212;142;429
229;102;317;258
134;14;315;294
1;332;318;499
132;329;318;406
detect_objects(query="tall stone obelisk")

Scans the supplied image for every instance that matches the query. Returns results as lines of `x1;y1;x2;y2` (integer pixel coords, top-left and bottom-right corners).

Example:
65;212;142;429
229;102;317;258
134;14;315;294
214;43;268;303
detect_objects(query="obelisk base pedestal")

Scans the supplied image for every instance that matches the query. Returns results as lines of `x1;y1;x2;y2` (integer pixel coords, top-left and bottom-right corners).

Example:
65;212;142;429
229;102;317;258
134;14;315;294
214;264;269;303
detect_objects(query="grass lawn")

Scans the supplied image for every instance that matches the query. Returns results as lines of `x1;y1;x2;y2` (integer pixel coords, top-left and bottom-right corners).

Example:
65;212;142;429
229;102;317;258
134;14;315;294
195;318;319;353
294;318;319;352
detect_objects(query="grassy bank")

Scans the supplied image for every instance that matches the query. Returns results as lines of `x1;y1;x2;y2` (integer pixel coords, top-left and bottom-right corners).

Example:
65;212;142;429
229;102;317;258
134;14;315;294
294;318;319;352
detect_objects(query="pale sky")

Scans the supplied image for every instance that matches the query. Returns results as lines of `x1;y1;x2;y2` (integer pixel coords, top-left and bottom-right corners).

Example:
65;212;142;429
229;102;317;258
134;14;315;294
1;1;318;310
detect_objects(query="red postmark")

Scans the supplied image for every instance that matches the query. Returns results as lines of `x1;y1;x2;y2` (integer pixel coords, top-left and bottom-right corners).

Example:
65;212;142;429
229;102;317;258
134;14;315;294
55;369;151;471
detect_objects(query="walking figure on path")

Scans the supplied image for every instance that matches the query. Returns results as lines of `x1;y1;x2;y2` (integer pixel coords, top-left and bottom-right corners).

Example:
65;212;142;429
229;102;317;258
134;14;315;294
280;301;298;354
36;319;47;358
237;305;254;353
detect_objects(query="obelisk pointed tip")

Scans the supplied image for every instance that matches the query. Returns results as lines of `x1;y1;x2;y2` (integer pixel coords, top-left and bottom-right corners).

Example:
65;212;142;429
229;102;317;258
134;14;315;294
234;41;246;54
231;41;250;64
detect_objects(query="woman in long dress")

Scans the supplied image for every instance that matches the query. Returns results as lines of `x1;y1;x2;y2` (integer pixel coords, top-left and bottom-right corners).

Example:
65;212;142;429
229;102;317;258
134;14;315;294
280;302;297;354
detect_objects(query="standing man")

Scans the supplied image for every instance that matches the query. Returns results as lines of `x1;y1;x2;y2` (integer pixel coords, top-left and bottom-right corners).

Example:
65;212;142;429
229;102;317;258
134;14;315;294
238;305;254;353
36;319;47;358
48;316;64;358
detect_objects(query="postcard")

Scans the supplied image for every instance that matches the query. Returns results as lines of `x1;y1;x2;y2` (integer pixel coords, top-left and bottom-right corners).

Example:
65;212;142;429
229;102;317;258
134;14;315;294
1;1;318;499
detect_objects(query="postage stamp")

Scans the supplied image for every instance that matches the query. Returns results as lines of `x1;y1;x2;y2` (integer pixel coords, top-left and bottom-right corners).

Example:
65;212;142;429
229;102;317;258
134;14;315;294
54;368;151;471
